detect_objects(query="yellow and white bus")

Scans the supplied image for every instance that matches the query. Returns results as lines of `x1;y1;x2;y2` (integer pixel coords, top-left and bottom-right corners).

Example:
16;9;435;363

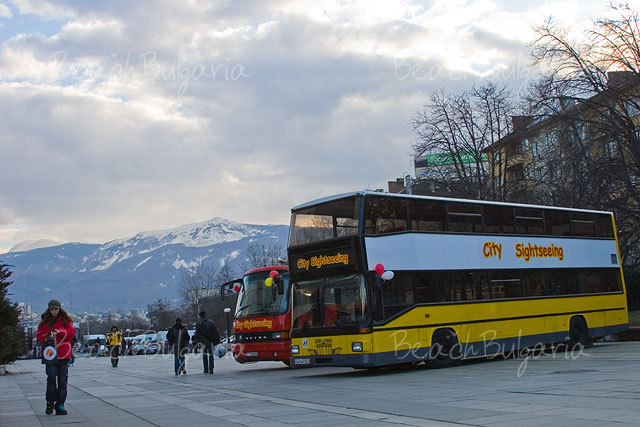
288;191;629;368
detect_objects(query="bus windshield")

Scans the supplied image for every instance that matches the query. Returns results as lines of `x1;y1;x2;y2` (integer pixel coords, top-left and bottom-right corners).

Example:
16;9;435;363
235;271;289;318
292;274;368;330
289;196;360;246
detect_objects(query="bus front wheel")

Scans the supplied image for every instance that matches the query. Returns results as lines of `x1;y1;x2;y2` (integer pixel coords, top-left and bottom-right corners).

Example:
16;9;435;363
426;329;460;369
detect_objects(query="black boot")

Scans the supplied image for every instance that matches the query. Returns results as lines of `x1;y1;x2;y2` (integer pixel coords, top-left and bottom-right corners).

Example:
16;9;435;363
46;402;54;415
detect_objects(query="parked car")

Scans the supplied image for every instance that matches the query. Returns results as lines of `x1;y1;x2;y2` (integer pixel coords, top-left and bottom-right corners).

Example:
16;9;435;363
156;331;169;353
145;342;160;354
130;333;156;355
82;334;108;356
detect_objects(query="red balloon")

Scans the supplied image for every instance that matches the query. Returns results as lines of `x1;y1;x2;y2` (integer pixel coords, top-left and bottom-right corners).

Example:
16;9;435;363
375;263;385;275
269;270;278;278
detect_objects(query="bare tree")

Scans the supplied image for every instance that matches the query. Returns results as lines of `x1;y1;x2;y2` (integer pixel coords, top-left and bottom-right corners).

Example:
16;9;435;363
529;4;640;267
178;262;218;323
146;299;178;331
244;243;286;270
411;81;515;200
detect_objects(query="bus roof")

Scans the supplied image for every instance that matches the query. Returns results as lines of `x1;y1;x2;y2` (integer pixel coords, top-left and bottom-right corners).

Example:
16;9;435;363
291;190;613;216
244;265;289;276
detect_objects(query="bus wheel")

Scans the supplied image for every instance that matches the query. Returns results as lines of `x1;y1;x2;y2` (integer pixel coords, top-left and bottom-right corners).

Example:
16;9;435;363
568;317;589;351
426;329;459;369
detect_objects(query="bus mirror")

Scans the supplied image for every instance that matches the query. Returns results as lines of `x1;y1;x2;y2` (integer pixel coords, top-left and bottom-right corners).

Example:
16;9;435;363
220;278;243;300
274;276;285;295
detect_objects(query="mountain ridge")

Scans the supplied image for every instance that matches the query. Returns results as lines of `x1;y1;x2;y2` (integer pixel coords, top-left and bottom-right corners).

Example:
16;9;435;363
2;217;289;312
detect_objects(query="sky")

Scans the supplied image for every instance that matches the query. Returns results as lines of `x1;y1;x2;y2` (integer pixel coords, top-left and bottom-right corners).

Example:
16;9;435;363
0;0;631;253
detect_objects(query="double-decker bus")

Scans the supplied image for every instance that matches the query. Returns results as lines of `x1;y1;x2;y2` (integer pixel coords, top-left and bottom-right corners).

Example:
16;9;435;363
228;265;292;365
288;191;629;368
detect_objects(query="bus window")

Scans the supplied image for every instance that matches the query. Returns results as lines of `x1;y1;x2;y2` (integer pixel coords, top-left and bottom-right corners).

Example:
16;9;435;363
551;271;578;295
515;208;544;235
415;271;451;303
570;213;596;237
382;272;414;317
454;272;474;300
293;281;322;329
471;272;491;300
491;272;522;299
484;205;515;234
290;196;360;246
577;269;601;293
522;271;544;296
408;200;445;232
545;210;570;236
447;203;483;233
595;214;614;238
602;269;622;292
364;197;408;235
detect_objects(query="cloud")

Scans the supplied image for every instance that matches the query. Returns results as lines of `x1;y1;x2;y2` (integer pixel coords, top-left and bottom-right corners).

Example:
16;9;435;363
0;0;618;251
0;3;12;19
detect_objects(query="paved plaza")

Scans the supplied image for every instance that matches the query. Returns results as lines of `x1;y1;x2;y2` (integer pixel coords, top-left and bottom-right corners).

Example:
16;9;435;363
1;342;640;426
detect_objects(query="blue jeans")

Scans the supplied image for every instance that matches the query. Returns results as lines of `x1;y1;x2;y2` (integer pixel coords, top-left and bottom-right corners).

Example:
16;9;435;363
174;356;185;375
45;360;69;405
202;343;214;372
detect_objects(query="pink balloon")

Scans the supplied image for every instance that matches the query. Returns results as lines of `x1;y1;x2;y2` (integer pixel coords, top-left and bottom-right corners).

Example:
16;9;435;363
269;270;278;278
375;263;385;276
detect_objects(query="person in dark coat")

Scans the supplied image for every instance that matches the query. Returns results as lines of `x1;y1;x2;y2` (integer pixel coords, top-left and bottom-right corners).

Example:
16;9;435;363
193;311;220;374
166;317;190;376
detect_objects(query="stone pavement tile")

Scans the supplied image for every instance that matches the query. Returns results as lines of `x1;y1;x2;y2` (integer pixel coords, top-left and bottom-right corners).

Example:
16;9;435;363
235;404;315;417
0;415;43;426
222;414;291;427
303;416;404;426
101;396;168;409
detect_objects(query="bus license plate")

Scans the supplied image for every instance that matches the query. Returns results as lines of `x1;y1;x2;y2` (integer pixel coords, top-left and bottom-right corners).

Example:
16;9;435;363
246;352;258;357
294;358;310;365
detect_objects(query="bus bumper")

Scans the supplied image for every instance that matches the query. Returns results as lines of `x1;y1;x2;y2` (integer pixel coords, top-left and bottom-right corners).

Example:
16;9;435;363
290;353;376;368
232;340;291;363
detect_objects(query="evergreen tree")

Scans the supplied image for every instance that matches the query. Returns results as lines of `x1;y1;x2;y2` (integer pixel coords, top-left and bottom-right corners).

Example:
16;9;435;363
0;263;25;366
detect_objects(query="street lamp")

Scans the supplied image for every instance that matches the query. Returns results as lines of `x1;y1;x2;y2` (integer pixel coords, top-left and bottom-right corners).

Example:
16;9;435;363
223;307;231;342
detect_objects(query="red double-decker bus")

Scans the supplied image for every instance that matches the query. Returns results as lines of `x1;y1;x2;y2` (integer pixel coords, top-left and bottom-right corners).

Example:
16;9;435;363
229;265;292;365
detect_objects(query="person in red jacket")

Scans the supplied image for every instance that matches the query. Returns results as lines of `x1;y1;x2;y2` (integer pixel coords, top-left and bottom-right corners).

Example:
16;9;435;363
36;299;76;416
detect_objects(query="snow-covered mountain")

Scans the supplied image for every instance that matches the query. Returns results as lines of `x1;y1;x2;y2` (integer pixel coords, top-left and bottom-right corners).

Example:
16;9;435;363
2;218;288;312
9;239;62;252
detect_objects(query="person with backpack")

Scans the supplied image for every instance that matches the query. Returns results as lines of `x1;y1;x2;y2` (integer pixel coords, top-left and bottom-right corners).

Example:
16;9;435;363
36;299;76;416
166;317;190;376
193;311;220;374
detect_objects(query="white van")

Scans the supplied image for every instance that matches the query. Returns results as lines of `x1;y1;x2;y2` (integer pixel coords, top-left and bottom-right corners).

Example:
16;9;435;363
156;331;169;353
82;334;108;355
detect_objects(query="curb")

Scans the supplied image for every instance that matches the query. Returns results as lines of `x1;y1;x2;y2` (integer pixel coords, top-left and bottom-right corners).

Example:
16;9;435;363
610;327;640;341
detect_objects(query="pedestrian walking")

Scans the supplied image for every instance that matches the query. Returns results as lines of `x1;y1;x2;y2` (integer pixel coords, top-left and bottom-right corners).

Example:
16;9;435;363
166;317;190;376
106;325;122;367
193;311;220;374
36;299;76;416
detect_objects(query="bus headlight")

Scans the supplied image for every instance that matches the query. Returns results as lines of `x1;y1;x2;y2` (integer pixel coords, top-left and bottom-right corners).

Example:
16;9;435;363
273;332;289;339
352;342;363;352
290;345;300;355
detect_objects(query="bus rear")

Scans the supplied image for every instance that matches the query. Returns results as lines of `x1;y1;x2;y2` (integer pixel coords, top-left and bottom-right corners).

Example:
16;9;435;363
230;266;292;365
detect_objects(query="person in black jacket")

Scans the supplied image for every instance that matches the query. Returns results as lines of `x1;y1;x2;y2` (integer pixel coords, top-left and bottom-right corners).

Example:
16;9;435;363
166;318;190;376
193;311;220;374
